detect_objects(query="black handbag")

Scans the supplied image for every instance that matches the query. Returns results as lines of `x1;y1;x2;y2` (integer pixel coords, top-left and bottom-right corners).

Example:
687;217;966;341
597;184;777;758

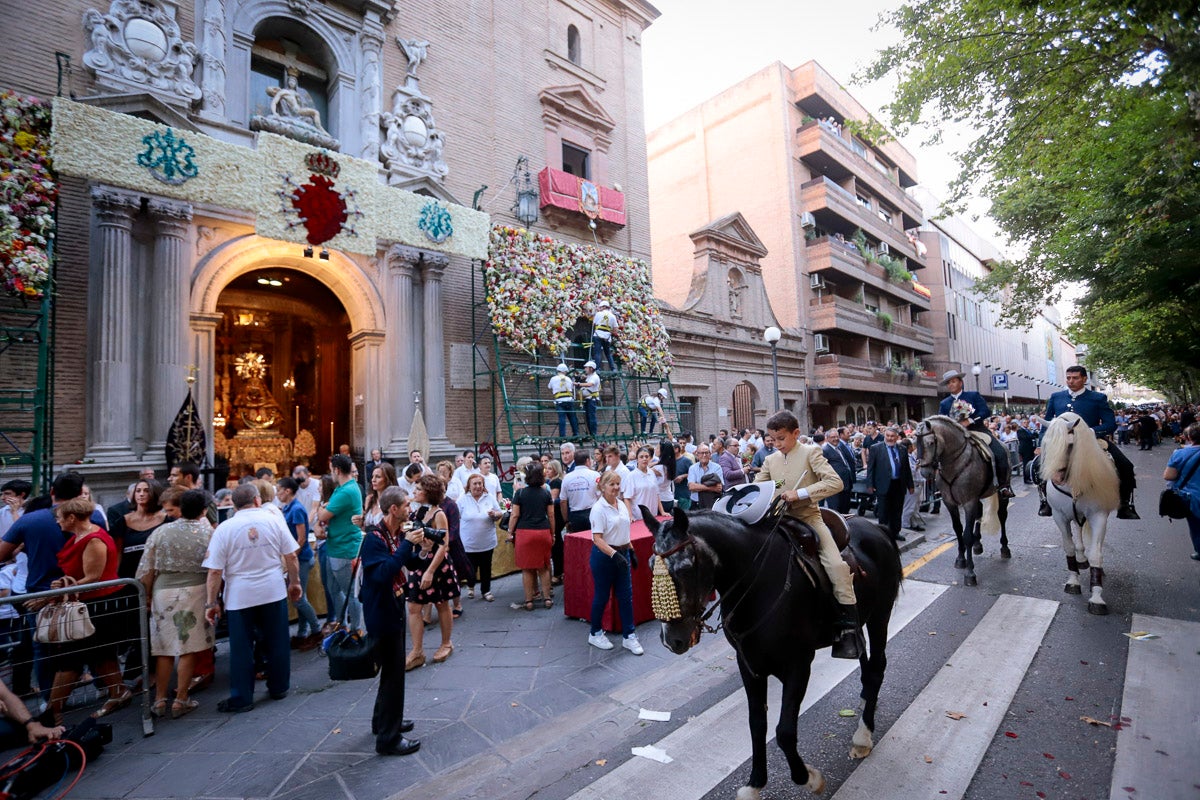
1159;451;1200;520
325;553;380;681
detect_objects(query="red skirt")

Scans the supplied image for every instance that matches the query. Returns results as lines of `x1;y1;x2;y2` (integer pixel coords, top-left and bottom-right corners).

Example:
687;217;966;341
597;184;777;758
513;528;553;570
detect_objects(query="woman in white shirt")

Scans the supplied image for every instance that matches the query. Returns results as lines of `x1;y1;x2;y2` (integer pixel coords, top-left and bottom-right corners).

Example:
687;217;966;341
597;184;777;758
622;446;664;522
587;471;643;655
456;475;502;602
479;457;504;505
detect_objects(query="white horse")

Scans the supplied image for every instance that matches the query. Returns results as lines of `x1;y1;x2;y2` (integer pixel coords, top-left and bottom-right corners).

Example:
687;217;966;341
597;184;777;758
1040;412;1120;615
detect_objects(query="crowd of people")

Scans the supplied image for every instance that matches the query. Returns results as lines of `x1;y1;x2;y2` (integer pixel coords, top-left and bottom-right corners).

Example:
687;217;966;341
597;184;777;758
0;393;1194;758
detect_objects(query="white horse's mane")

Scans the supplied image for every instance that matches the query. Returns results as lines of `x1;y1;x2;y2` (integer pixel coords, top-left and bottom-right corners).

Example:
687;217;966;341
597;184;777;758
1040;413;1119;510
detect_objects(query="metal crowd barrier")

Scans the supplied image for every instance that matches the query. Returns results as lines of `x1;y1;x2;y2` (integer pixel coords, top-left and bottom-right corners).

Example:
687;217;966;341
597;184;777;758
0;578;154;737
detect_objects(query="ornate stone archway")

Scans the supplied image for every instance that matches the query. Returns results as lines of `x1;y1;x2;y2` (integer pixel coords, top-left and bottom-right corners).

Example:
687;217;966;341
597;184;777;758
189;234;387;457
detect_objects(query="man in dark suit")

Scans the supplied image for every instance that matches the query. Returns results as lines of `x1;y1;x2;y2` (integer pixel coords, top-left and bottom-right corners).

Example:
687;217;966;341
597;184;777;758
866;427;914;541
1016;423;1038;483
1038;364;1138;519
937;369;1015;499
817;432;855;513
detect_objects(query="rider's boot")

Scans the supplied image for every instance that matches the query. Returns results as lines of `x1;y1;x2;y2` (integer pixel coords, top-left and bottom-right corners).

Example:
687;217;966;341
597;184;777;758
831;604;864;660
1117;487;1140;520
989;439;1016;498
1037;481;1052;516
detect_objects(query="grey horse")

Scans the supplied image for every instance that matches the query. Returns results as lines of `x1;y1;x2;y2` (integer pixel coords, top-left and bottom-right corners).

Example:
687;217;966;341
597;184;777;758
915;415;1011;585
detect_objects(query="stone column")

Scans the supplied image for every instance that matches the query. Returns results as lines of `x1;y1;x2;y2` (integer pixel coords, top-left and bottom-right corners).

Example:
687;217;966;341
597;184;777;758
190;312;224;468
384;245;421;454
359;30;384;162
87;187;141;460
420;252;450;443
147;198;193;450
198;0;228;122
350;330;386;454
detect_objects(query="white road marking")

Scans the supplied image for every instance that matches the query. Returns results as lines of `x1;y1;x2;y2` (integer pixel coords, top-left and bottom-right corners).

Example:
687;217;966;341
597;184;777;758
567;579;948;800
1110;613;1200;800
831;593;1058;800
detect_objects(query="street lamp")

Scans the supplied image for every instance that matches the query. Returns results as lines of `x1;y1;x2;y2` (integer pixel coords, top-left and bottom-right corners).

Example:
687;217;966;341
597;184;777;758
971;362;982;394
764;326;782;412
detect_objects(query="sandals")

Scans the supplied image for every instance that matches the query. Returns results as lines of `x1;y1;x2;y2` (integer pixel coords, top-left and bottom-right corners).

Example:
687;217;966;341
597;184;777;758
452;607;463;618
93;688;133;718
543;597;554;609
405;650;426;671
151;698;169;718
483;592;495;602
432;643;454;663
510;600;534;611
171;697;199;719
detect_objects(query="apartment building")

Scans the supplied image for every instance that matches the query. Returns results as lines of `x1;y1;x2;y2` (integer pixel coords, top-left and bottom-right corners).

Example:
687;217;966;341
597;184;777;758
648;60;937;430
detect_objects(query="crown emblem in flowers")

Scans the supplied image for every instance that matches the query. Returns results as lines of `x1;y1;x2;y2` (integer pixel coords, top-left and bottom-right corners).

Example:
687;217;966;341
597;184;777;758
949;399;976;422
278;151;362;246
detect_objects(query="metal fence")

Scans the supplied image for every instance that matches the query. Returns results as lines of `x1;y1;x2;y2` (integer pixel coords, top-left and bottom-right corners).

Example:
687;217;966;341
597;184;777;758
0;578;154;736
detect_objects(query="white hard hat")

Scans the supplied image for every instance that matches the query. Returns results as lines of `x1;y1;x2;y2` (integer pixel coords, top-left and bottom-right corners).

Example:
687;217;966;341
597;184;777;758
584;361;597;369
599;300;611;308
556;363;568;372
657;388;668;397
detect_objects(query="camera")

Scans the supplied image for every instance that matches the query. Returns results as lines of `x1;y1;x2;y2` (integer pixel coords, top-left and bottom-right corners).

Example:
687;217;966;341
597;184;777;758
422;527;447;546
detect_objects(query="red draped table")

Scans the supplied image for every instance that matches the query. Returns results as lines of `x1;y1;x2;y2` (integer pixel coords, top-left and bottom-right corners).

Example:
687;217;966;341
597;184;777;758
563;518;661;633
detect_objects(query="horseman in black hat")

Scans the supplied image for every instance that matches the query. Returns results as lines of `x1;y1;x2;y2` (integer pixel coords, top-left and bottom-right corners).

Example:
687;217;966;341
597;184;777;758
937;369;1015;499
1036;364;1139;519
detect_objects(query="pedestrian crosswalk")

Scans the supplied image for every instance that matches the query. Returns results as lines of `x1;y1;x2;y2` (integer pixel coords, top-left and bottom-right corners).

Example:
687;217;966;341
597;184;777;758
568;589;1199;800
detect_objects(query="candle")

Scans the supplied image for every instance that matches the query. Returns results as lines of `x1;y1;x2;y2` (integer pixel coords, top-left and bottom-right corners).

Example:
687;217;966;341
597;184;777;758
330;421;334;453
295;405;300;435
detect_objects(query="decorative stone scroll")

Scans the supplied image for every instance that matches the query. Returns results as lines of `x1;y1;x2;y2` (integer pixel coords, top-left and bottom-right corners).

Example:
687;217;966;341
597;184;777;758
82;0;202;107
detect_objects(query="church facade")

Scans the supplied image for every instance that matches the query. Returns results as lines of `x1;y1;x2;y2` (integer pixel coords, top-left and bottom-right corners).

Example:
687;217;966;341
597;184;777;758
1;0;667;499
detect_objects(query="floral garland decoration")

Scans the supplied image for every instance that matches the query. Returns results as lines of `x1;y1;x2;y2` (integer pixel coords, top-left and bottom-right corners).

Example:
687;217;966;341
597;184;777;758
483;225;673;375
0;90;55;299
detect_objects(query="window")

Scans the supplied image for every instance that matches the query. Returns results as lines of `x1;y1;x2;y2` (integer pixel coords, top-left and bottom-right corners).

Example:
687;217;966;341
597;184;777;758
851;139;868;158
562;142;591;179
677;397;698;440
1022;342;1029;360
567;25;582;66
856;195;871;211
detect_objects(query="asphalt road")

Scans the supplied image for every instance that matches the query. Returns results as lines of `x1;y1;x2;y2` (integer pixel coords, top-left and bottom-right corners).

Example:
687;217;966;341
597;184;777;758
699;444;1198;800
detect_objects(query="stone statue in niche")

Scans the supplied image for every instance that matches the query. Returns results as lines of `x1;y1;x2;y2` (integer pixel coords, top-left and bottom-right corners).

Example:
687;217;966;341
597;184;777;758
81;0;202;106
249;68;340;151
728;274;745;318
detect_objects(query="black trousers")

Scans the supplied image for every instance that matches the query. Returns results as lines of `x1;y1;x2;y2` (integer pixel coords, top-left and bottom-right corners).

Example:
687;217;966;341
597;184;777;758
465;549;494;594
371;633;407;750
1106;440;1137;501
567;510;592;533
880;483;906;539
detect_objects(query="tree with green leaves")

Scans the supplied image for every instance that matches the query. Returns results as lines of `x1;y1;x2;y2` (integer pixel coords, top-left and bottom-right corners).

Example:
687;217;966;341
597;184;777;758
861;1;1200;400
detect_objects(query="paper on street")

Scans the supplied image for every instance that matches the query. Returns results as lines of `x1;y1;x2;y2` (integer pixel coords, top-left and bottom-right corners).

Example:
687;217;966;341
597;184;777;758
638;708;671;721
631;745;674;763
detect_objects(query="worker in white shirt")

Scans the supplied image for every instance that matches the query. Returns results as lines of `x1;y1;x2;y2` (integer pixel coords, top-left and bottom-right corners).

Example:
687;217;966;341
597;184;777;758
638;388;668;436
548;364;579;437
579;361;601;437
591;301;618;371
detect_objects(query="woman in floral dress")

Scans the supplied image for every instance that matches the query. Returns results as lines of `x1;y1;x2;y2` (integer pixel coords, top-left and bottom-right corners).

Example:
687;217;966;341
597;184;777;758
136;488;214;718
404;475;458;671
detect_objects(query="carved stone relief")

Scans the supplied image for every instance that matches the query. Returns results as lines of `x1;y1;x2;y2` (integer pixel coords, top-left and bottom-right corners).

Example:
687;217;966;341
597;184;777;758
380;36;448;183
82;0;202;106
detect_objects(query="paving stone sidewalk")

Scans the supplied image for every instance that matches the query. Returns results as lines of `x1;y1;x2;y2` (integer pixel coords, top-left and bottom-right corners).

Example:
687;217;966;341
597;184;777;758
60;508;949;800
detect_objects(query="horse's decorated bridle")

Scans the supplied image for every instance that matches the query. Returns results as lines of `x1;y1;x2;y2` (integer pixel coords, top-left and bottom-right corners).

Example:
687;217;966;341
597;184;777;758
650;534;721;642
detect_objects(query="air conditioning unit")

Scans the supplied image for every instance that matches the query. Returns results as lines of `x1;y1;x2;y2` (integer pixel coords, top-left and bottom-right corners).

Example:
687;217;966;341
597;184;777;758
878;241;890;255
809;273;825;289
800;212;816;229
814;334;830;353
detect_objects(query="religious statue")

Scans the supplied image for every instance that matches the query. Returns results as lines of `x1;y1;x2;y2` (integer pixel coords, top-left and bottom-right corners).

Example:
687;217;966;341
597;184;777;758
231;351;285;430
397;38;429;84
250;67;339;150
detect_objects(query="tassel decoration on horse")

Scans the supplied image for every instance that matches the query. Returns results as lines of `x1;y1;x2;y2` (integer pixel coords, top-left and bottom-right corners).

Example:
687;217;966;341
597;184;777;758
650;556;683;622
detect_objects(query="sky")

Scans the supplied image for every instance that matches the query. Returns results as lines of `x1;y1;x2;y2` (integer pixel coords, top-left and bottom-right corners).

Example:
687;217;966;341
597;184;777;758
639;0;999;244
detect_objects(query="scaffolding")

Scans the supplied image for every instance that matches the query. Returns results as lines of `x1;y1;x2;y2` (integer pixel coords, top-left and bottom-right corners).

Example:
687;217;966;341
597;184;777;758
470;261;680;475
0;269;56;494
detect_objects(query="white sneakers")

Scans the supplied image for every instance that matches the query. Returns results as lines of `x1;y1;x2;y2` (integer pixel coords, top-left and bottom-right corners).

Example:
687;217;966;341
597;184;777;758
589;632;644;655
588;632;614;650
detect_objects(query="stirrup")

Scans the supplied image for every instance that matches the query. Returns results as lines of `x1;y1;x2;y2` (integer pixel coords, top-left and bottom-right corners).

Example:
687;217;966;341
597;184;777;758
831;627;863;660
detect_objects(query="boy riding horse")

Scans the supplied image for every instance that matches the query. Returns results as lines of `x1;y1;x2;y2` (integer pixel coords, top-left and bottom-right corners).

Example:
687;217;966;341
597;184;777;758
937;370;1015;499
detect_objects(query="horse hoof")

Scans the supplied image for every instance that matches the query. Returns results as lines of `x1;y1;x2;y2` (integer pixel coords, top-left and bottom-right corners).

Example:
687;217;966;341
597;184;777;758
954;557;966;569
964;574;978;587
972;542;983;555
1088;602;1108;616
1000;547;1012;559
805;766;826;795
850;743;873;759
736;787;762;800
1064;583;1082;595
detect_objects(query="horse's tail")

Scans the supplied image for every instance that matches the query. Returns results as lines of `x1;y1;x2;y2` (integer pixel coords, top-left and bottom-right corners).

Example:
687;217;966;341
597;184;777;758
980;493;1001;536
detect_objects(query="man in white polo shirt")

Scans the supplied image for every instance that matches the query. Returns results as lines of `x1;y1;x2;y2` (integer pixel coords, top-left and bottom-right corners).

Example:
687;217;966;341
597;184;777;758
560;451;601;532
204;483;302;714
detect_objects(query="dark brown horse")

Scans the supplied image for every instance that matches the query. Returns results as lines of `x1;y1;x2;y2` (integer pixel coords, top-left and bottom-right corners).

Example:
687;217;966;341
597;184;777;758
646;507;902;799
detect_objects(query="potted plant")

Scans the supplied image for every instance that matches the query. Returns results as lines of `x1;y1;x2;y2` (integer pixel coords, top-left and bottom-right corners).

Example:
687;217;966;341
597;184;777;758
875;311;894;331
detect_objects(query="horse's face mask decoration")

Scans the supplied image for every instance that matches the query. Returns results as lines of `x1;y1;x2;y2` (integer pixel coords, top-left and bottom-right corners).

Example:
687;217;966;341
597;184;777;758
647;508;710;654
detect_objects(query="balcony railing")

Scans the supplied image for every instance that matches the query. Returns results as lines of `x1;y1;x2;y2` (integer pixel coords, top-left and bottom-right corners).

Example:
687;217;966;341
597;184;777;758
806;237;932;309
795;122;923;225
809;294;934;351
538;166;626;227
813;353;939;395
801;176;921;261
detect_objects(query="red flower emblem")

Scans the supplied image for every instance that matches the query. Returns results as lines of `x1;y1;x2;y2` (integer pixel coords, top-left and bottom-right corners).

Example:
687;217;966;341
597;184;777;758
291;175;347;245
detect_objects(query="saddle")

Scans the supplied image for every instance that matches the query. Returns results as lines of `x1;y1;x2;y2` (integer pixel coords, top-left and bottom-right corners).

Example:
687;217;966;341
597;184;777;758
776;508;867;598
967;431;994;464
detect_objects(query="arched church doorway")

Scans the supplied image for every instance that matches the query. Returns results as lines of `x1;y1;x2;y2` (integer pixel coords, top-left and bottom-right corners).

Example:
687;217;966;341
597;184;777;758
215;267;350;476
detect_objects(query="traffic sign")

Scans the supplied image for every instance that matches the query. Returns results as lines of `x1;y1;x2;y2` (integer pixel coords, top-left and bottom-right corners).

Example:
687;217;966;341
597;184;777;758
991;373;1009;391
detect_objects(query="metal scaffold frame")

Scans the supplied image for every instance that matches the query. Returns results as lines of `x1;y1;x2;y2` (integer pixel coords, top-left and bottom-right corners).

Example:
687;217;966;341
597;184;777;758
470;261;681;476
